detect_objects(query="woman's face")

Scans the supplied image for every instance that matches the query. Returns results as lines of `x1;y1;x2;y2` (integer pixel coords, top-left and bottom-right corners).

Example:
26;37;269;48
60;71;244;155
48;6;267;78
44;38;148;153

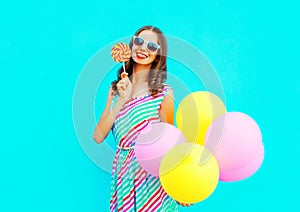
131;30;159;65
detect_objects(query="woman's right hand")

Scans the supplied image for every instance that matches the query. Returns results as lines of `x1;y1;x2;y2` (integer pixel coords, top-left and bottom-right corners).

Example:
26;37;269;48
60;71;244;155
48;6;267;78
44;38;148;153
116;76;132;103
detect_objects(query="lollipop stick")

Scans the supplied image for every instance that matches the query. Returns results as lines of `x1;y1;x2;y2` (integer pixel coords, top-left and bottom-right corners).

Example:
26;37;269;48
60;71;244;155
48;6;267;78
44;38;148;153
121;62;128;79
122;62;126;73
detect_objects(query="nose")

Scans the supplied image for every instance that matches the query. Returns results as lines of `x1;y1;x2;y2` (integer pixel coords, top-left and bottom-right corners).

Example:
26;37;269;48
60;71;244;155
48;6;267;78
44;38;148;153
138;43;147;52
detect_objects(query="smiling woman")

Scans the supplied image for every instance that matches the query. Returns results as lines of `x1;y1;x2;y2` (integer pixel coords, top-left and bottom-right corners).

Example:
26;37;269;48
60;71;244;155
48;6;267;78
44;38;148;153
93;25;190;211
110;25;168;98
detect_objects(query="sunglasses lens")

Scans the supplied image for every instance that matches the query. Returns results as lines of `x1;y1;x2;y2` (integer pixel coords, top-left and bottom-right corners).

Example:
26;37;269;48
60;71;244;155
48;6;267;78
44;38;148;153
147;42;159;52
133;37;144;46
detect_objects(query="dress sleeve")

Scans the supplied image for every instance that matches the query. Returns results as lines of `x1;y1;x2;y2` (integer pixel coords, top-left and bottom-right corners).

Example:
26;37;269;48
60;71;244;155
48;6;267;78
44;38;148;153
162;84;173;96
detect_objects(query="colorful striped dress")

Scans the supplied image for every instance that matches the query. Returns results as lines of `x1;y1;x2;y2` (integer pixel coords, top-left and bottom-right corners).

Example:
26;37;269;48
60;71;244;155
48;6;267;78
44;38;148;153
109;84;178;212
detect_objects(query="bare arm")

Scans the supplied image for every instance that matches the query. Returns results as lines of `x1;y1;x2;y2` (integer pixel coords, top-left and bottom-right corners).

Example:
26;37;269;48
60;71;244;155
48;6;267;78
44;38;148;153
159;88;174;125
93;77;132;144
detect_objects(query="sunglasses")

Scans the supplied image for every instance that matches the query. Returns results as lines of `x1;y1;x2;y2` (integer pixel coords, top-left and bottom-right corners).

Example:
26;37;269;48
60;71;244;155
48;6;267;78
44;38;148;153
132;36;160;53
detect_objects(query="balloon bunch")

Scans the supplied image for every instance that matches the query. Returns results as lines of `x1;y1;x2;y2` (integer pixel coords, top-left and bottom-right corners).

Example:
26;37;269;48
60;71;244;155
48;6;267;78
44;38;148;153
134;91;264;204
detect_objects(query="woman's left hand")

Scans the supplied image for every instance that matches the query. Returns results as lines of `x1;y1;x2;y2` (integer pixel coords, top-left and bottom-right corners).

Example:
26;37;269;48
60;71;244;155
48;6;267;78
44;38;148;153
177;201;191;207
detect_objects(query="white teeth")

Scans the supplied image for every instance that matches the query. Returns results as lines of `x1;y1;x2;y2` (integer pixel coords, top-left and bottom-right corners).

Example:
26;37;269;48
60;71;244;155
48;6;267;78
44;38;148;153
137;52;147;58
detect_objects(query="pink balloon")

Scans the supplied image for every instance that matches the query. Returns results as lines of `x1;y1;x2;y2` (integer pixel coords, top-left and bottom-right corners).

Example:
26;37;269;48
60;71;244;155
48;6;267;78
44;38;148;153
134;122;186;176
204;112;264;182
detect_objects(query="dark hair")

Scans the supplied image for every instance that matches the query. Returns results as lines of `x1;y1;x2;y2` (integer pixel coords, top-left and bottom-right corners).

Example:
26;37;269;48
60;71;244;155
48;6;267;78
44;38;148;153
111;25;168;97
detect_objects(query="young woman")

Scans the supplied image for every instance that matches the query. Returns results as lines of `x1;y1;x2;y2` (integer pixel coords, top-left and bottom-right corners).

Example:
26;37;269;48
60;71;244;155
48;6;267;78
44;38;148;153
93;25;189;211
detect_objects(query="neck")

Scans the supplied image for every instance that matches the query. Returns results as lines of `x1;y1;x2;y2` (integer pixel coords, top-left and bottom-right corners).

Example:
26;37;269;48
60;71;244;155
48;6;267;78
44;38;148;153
132;63;151;84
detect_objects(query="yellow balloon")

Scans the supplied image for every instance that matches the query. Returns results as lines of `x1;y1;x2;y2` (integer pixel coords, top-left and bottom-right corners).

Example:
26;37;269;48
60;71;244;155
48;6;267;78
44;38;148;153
159;143;219;204
176;91;226;145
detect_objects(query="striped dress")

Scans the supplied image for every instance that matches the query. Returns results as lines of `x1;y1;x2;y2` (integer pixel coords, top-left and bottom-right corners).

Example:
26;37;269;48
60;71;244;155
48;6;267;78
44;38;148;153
109;84;178;212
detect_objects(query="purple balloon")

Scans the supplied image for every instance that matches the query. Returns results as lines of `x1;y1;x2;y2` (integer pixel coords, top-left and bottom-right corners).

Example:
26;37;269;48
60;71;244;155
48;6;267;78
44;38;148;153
205;112;264;182
134;122;186;176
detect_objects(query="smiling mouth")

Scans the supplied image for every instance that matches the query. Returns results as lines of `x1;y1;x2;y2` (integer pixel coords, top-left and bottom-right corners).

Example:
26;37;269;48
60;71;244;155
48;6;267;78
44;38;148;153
136;52;148;59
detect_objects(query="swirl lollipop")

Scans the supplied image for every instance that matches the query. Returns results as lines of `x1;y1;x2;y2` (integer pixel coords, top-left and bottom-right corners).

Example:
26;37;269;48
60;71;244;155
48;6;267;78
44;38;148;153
111;43;131;78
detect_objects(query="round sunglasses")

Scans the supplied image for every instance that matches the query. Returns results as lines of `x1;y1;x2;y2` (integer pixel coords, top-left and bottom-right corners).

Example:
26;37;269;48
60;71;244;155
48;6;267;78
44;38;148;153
132;36;160;53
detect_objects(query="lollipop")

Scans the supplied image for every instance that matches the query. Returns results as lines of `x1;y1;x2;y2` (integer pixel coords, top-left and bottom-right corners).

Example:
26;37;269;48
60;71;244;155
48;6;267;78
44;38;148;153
111;43;131;78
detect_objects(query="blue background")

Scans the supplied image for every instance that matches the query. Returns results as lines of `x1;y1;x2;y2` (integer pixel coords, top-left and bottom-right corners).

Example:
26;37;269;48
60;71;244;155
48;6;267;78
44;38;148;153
1;0;298;211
